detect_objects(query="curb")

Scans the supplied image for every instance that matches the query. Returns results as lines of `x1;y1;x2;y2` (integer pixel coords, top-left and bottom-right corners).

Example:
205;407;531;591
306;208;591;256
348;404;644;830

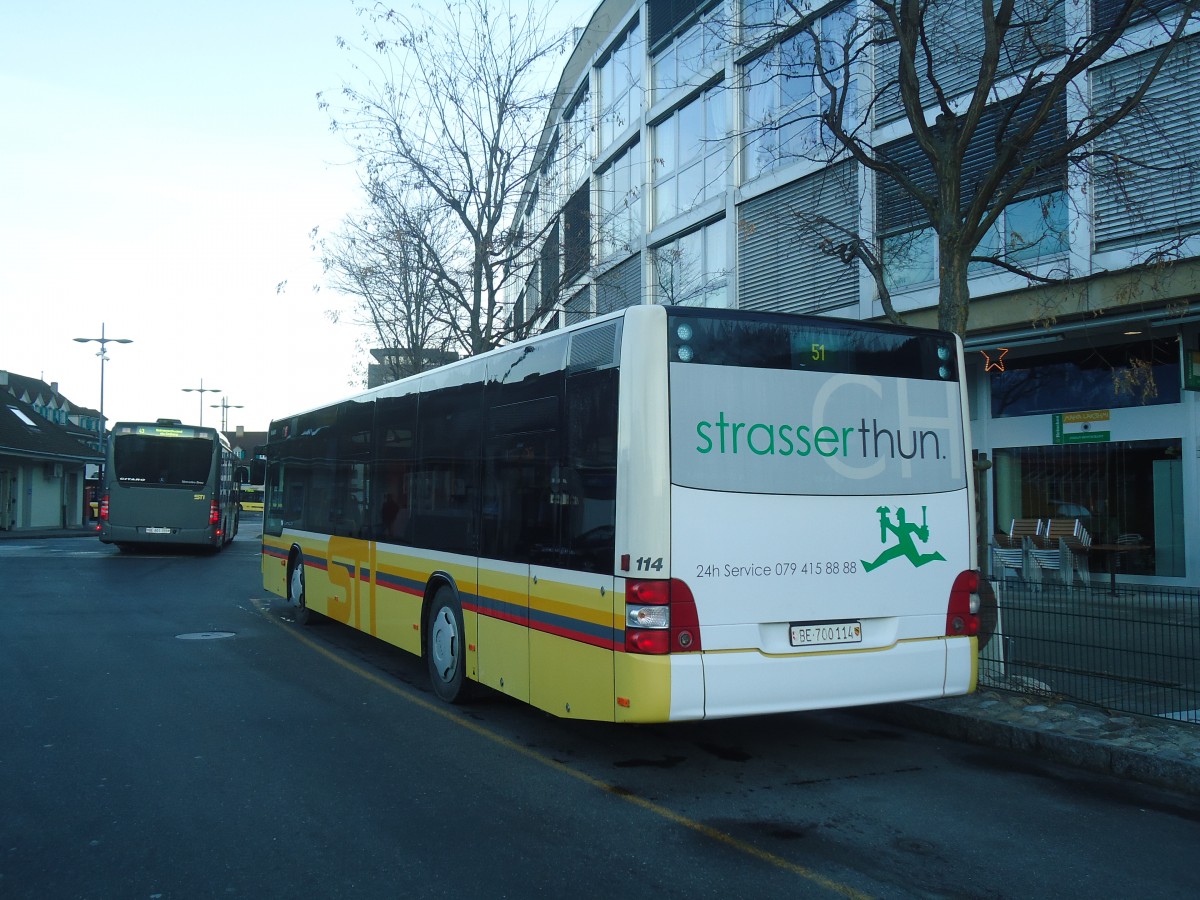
0;528;99;540
869;698;1200;797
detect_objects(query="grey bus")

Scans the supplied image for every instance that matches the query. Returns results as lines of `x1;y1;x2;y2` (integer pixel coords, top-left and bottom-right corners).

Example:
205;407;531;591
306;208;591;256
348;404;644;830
99;419;241;551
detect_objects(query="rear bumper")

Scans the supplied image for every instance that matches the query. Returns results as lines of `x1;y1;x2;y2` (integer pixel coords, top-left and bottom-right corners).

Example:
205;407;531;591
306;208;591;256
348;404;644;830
100;523;220;546
668;636;976;721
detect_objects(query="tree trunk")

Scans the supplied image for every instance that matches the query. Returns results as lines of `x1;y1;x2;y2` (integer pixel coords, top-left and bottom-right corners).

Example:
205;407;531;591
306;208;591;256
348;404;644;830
936;234;971;337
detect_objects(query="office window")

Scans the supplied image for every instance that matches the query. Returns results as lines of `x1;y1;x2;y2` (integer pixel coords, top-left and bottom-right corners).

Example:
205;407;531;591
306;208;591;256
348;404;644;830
879;90;1068;290
652;219;728;307
540;222;560;312
563;182;591;285
597;141;644;261
650;1;726;96
874;0;1065;127
564;88;593;191
738;160;860;314
596;253;643;313
742;3;853;181
1092;36;1200;250
598;21;645;151
653;85;726;226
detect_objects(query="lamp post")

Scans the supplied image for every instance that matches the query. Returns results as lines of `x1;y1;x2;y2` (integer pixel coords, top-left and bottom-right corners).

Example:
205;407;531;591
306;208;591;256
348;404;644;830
181;379;221;426
73;324;133;488
209;397;244;433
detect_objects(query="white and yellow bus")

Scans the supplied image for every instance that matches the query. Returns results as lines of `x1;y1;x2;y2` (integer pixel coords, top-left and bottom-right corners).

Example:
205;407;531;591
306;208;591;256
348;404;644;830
261;305;983;722
238;452;266;513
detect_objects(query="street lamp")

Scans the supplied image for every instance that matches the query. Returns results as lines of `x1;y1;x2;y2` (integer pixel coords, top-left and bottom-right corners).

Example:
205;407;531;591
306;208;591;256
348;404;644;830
209;396;244;433
181;379;221;426
73;323;133;485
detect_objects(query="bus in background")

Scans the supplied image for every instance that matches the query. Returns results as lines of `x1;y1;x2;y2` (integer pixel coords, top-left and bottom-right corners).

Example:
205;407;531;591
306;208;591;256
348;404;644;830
261;305;985;722
100;419;242;551
238;450;266;513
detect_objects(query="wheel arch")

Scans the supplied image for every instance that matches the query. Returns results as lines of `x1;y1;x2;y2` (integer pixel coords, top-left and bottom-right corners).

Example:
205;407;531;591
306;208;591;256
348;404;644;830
286;543;305;584
420;571;460;660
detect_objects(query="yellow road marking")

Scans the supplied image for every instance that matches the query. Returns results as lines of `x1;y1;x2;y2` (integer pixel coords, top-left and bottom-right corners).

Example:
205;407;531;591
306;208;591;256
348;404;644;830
253;598;872;899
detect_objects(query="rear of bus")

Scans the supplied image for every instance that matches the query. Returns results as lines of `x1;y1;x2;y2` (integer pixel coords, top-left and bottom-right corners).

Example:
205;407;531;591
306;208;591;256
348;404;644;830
618;306;980;721
100;421;228;549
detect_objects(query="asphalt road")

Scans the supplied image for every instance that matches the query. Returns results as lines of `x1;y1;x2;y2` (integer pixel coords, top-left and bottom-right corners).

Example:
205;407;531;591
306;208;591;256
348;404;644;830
2;524;1198;899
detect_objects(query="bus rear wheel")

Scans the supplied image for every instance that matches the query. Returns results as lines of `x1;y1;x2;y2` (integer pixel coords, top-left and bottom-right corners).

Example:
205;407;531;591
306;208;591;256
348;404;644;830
288;556;315;626
426;587;468;703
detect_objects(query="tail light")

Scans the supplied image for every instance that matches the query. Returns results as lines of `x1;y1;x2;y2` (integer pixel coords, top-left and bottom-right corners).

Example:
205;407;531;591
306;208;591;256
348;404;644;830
209;500;220;525
946;569;982;637
99;495;109;521
624;579;702;654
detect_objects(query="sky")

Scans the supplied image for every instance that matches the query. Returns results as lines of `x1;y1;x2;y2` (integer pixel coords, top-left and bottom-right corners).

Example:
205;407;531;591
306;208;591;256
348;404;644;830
0;1;419;434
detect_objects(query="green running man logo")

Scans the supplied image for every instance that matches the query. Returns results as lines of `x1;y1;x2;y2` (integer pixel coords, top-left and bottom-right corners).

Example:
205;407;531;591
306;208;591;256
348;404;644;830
861;505;946;572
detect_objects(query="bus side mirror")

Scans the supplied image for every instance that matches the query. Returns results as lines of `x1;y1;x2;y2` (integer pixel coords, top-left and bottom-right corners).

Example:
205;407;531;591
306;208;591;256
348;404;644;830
235;466;250;482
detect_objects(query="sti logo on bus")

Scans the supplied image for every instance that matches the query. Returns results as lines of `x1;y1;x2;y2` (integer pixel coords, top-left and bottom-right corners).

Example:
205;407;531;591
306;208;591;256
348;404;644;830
670;366;966;496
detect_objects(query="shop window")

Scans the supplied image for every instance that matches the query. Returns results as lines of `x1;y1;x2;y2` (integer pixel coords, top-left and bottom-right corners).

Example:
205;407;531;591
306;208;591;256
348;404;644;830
993;439;1185;577
989;338;1181;418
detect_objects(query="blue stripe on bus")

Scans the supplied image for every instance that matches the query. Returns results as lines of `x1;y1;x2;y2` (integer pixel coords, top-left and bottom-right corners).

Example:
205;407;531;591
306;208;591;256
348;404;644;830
529;606;620;650
470;592;528;627
374;569;425;597
280;543;618;650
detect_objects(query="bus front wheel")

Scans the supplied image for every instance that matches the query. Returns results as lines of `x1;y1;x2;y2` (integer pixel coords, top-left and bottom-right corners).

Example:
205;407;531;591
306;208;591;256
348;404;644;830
426;587;468;703
288;556;315;626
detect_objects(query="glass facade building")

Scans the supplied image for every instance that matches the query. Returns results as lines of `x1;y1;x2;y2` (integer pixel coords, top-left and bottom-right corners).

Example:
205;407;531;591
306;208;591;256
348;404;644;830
511;0;1200;586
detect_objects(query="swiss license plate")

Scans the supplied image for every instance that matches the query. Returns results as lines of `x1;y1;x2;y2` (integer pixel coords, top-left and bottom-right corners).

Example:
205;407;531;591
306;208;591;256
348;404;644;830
145;527;172;534
790;620;863;648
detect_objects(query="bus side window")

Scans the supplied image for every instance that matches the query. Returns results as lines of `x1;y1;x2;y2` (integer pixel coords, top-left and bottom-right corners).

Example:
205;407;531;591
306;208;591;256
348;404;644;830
374;394;418;542
482;338;569;565
263;462;286;535
413;379;483;555
562;367;618;573
331;399;373;539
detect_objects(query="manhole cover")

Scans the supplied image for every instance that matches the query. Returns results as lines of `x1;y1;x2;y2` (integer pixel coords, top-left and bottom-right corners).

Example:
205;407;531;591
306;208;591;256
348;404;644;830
175;631;236;640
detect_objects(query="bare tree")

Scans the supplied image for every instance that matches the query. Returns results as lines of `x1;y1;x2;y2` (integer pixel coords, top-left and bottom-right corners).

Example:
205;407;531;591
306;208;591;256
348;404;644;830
322;0;571;357
321;186;456;383
732;0;1199;336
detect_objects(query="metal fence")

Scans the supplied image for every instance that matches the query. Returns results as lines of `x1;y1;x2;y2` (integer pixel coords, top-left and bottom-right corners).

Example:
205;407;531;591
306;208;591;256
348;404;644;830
982;578;1200;724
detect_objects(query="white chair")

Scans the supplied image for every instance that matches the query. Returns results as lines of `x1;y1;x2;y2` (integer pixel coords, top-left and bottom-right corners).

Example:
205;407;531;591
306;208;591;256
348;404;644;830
990;540;1025;580
1066;524;1092;586
1026;535;1071;585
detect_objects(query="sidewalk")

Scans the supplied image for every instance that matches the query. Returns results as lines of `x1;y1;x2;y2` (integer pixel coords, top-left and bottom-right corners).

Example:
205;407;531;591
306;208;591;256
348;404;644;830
0;525;99;539
870;687;1200;797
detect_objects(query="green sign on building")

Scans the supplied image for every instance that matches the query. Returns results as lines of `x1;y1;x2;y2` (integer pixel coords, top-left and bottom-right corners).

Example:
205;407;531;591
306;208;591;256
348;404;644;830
1052;411;1111;445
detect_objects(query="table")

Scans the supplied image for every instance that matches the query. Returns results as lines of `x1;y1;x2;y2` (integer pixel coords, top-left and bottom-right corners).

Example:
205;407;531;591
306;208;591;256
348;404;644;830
1087;543;1150;594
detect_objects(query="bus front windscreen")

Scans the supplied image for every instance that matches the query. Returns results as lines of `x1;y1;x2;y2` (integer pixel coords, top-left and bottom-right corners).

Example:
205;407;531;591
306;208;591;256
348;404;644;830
113;435;215;487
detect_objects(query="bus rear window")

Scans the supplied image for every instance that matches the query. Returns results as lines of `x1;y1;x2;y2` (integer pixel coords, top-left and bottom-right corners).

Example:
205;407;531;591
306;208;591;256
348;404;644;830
666;309;958;381
113;436;214;487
